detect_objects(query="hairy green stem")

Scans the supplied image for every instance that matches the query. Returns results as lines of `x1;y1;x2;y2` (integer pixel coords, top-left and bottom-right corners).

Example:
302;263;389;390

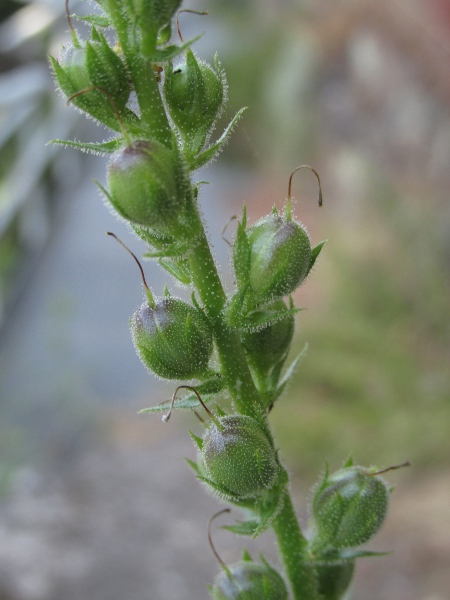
273;491;320;600
128;54;172;145
188;226;261;419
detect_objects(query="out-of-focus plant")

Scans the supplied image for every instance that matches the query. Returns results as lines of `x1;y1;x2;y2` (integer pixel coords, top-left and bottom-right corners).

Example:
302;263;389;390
0;0;86;330
49;2;408;598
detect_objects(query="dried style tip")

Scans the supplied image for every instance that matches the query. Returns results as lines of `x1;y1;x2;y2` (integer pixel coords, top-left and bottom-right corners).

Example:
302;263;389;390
176;8;209;43
106;232;154;307
163;385;215;423
208;509;232;571
287;165;323;206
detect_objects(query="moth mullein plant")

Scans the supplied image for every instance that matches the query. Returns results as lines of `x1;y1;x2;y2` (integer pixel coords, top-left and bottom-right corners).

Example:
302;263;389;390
50;2;408;598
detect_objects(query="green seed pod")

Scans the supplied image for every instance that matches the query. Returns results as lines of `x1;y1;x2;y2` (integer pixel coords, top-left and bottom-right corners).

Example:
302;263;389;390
107;140;182;231
131;296;213;380
164;50;225;155
315;560;354;600
246;213;312;304
51;36;130;126
212;561;288;600
312;466;389;549
202;415;278;499
241;299;294;373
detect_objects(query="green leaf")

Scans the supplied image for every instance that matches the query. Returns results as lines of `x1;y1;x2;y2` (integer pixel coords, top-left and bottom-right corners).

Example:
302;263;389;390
188;432;203;451
71;13;111;27
242;549;253;562
190;108;247;170
276;343;308;397
305;239;327;278
138;378;225;413
158;257;192;285
48;138;122;155
151;35;202;62
143;241;191;259
222;520;259;536
185;457;201;474
339;549;392;560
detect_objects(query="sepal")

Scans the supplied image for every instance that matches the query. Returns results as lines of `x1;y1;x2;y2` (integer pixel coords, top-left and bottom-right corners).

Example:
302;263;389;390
305;240;327;279
49;137;122;155
190;108;246;170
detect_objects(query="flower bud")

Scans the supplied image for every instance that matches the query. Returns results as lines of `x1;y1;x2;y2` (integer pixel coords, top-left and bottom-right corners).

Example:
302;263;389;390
107;140;182;232
212;561;288;600
312;466;389;549
52;36;130;125
241;300;294;373
164;50;225;155
246;213;312;304
202;416;278;499
131;296;213;380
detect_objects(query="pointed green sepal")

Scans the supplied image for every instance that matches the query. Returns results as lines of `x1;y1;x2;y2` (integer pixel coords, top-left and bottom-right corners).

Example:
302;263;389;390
305;239;327;278
190;108;247;170
139;377;225;413
151;34;202;62
48;137;122;155
71;13;111;27
185;457;201;474
222;520;259;536
158;257;192;285
274;343;308;399
242;549;253;562
189;431;204;451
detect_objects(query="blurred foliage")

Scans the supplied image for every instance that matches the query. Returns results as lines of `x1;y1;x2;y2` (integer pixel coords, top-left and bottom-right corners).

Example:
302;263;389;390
271;173;450;482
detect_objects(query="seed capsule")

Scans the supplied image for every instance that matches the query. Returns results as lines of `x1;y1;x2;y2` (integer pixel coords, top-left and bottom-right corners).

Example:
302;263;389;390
164;50;225;155
107;140;182;231
246;213;312;304
52;36;130;125
241;299;294;373
202;415;278;499
131;296;213;380
315;560;355;600
312;466;389;549
212;561;288;600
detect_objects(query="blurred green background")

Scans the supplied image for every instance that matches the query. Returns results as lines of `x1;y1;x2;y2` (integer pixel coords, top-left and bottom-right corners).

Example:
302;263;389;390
0;1;449;599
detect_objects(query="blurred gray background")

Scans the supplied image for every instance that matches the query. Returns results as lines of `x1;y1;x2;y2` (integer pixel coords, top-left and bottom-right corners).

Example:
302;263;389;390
0;1;449;599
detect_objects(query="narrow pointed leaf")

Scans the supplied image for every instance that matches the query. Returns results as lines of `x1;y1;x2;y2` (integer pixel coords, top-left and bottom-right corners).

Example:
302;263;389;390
151;35;202;62
188;431;203;451
222;521;259;536
185;457;201;474
276;343;308;394
305;240;327;277
49;138;122;155
158;257;192;285
138;378;226;413
190;108;246;170
72;14;111;27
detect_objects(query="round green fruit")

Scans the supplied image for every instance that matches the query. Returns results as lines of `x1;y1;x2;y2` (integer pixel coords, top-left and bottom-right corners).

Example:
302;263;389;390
202;416;278;499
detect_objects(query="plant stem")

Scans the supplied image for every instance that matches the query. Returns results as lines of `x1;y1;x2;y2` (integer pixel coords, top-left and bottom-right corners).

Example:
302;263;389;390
128;54;172;145
188;223;261;420
273;490;320;600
